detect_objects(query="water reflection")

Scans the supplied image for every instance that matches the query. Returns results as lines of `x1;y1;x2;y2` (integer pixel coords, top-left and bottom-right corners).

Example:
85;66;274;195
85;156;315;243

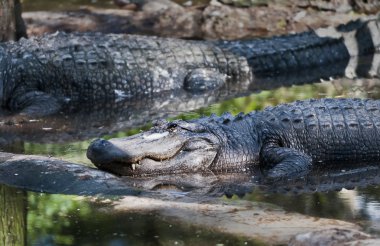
24;188;260;246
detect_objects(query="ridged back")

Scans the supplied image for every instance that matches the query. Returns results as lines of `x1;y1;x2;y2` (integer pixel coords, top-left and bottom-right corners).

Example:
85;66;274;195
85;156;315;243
261;98;380;164
217;31;350;74
4;32;251;101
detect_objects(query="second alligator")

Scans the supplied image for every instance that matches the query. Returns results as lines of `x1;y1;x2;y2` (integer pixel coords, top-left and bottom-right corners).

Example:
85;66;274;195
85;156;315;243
1;19;379;117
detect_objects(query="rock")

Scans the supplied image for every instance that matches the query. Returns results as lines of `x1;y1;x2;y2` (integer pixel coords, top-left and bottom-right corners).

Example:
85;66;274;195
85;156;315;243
289;228;372;246
23;1;372;40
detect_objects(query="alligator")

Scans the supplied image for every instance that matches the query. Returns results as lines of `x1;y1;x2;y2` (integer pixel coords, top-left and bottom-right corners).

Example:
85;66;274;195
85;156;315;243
0;18;379;118
87;98;380;179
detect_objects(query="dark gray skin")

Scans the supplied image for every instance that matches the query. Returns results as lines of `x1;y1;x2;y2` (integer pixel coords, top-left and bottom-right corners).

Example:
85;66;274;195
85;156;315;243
87;98;380;179
0;18;378;117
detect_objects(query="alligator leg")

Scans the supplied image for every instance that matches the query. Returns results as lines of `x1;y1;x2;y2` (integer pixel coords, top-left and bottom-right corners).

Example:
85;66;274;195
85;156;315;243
260;146;313;180
8;91;61;117
184;68;227;92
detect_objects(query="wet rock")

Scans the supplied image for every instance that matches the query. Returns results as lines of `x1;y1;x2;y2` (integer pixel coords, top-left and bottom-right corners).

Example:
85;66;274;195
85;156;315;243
289;228;372;246
296;0;353;13
353;0;380;14
295;0;380;14
345;239;380;246
201;1;292;39
140;0;203;39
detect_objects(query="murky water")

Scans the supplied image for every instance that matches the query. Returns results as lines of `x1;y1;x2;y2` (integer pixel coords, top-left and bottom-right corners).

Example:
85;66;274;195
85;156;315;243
2;0;380;245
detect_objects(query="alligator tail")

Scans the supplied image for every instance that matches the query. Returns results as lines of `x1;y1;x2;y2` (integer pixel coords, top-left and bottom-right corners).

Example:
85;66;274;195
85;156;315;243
217;18;380;77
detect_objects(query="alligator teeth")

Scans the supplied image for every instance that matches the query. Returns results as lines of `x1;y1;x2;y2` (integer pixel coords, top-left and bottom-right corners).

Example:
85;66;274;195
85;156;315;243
132;164;136;170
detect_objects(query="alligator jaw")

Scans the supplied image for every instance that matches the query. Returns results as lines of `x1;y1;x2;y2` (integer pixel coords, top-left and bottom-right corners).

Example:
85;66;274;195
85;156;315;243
87;131;219;176
86;138;182;175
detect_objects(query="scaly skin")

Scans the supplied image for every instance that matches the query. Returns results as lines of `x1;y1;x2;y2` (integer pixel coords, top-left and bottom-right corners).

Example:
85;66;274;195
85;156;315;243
87;98;380;179
0;19;379;117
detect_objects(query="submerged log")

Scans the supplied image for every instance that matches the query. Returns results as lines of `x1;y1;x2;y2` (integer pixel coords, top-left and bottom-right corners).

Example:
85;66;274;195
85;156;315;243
0;152;139;196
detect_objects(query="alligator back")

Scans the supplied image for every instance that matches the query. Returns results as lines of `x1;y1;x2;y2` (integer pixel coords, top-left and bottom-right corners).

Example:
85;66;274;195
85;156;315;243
4;32;248;98
1;18;379;118
1;32;252;116
261;98;380;165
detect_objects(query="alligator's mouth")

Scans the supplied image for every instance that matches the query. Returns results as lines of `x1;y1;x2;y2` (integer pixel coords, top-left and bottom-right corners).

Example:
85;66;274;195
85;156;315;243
87;133;219;176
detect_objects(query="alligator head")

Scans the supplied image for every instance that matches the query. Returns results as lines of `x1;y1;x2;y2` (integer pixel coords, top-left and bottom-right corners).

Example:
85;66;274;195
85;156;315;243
87;116;260;176
87;119;222;176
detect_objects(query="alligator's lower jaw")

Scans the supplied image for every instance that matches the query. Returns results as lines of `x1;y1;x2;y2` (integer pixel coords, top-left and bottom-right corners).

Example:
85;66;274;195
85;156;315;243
97;160;256;177
96;158;213;177
95;157;183;176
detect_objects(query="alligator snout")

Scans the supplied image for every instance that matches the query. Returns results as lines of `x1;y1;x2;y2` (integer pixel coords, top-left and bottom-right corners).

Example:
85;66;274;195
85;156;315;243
86;126;220;176
87;139;129;167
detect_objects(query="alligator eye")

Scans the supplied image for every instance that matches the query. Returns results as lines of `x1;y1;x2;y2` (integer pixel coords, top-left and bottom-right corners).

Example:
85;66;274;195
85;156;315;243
167;122;178;130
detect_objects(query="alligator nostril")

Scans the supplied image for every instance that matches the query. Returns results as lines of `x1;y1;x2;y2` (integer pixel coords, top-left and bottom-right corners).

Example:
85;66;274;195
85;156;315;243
87;138;131;169
89;139;111;150
100;139;111;146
